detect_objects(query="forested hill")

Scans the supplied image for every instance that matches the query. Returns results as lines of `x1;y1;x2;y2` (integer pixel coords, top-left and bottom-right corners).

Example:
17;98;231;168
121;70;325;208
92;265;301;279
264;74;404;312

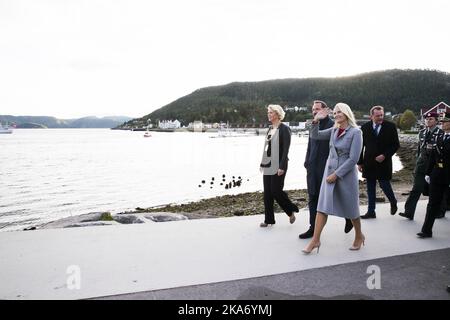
128;69;450;126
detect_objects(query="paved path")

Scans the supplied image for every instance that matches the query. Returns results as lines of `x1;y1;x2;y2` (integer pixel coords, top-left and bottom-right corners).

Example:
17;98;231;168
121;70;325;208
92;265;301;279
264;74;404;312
1;200;449;299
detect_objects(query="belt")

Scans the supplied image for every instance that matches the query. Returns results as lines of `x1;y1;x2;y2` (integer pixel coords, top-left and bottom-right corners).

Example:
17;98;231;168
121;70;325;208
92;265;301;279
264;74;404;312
336;151;349;157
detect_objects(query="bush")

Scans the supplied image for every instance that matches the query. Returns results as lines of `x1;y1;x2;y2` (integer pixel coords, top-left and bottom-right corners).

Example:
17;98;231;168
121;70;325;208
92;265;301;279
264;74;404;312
399;109;417;131
100;212;114;221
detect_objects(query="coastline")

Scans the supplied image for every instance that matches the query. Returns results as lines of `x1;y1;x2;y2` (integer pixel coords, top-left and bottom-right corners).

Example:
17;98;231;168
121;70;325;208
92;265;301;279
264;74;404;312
27;133;419;230
140;133;418;219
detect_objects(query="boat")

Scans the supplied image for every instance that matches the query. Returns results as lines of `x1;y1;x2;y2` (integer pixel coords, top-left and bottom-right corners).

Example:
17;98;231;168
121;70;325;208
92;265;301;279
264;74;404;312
0;123;13;134
143;125;152;137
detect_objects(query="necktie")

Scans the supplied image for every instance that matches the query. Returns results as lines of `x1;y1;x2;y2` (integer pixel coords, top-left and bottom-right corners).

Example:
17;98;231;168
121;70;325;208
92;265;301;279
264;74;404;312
374;124;380;136
425;130;431;141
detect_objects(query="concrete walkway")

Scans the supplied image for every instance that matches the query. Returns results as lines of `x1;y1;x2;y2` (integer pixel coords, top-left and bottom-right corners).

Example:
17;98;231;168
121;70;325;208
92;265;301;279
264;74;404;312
1;200;449;300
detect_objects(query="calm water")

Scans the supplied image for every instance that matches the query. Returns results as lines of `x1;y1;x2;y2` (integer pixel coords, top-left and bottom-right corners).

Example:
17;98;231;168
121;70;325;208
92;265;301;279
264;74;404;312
0;129;401;231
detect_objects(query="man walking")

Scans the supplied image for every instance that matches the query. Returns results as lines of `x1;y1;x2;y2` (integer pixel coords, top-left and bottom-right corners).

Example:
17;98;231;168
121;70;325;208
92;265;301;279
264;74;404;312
358;106;400;219
417;112;450;238
300;100;352;239
399;112;444;220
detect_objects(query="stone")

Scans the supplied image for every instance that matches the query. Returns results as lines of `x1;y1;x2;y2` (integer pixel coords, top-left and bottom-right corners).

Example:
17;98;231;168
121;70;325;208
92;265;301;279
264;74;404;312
144;212;188;222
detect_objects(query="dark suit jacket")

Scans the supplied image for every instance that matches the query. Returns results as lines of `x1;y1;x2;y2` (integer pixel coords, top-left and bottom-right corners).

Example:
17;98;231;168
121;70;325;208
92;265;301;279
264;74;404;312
278;123;291;171
358;120;399;180
304;117;334;195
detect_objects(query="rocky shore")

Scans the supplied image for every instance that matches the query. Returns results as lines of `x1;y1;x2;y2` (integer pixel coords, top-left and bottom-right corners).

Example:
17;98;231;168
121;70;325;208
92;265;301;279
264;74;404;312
31;134;418;230
138;134;418;218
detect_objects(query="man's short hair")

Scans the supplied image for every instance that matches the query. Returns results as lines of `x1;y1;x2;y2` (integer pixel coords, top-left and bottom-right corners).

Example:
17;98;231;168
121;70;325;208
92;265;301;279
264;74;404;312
370;105;384;115
313;100;328;109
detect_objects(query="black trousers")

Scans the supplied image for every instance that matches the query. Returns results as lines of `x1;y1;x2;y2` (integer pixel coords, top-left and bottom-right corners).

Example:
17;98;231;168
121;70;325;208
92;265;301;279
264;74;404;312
263;173;298;224
404;171;447;218
422;180;449;235
308;193;319;227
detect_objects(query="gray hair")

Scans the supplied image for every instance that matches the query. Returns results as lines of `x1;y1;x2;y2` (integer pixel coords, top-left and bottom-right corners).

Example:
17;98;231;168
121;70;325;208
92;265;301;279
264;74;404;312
267;104;286;121
370;105;384;115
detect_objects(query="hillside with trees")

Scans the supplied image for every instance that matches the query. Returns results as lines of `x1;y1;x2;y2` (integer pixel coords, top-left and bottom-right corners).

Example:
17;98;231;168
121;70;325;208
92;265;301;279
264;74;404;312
121;69;450;128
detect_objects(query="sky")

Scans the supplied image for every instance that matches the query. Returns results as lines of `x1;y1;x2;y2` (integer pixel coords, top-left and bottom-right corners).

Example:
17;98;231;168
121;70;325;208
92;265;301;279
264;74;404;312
0;0;449;119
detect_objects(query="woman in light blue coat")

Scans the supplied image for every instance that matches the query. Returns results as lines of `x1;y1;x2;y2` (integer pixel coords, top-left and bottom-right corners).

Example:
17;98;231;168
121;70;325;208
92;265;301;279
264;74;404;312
302;103;365;253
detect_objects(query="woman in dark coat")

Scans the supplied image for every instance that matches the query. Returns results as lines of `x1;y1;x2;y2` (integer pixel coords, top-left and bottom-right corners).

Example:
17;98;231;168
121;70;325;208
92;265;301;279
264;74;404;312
259;104;299;227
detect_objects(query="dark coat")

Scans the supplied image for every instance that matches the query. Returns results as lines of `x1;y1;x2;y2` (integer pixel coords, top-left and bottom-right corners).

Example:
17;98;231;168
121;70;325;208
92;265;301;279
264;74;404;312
260;122;291;174
426;134;450;185
278;123;291;171
304;117;334;196
358;120;400;180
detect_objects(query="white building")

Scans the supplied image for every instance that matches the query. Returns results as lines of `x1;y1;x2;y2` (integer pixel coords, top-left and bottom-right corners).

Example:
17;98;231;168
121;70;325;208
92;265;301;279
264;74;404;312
158;119;181;129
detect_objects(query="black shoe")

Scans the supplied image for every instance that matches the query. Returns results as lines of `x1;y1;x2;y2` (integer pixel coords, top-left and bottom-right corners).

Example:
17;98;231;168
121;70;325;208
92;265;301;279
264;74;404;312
399;212;413;220
299;228;314;239
361;212;376;219
417;232;432;238
436;213;445;219
390;202;398;215
447;285;450;293
344;219;353;233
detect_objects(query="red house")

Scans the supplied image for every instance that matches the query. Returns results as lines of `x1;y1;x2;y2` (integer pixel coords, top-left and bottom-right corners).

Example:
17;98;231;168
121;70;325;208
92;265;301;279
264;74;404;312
420;101;450;120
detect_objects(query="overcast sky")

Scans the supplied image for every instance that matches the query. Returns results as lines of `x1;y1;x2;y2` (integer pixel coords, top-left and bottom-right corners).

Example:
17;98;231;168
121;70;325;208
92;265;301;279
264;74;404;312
1;0;449;119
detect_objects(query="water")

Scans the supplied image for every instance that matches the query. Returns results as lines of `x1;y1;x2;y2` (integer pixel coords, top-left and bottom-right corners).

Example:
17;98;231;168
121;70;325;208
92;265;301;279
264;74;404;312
0;129;402;232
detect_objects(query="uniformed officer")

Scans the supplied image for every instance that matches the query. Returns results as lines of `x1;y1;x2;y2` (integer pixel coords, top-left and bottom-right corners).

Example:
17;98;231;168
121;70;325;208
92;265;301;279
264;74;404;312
399;112;444;220
417;112;450;238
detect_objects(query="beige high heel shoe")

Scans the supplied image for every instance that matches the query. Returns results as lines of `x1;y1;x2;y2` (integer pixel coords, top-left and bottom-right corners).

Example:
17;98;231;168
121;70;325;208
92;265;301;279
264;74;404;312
349;235;366;251
302;241;321;254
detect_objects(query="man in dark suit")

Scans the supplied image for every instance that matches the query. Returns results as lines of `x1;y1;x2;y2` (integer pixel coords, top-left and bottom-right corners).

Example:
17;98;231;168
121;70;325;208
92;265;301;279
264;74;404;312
358;105;400;219
417;112;450;238
299;100;352;238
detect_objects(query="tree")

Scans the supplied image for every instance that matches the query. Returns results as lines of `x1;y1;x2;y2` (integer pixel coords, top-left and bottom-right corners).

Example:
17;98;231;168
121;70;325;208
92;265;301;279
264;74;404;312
399;109;417;131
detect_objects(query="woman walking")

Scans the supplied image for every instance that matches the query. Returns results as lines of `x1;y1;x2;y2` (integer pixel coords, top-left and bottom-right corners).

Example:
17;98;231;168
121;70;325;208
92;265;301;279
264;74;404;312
302;103;364;253
259;104;299;227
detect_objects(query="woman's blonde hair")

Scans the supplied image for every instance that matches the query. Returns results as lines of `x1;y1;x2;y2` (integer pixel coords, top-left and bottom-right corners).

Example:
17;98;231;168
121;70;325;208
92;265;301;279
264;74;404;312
267;104;285;121
333;103;358;128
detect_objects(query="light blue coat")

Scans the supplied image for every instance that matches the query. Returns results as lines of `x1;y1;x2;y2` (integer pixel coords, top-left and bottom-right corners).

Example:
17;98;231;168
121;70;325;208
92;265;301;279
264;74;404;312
310;123;363;219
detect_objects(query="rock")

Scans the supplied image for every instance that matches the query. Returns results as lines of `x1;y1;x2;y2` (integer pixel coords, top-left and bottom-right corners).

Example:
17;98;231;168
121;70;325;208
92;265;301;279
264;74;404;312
375;196;385;202
79;212;110;222
63;222;118;228
144;212;188;222
113;215;144;224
